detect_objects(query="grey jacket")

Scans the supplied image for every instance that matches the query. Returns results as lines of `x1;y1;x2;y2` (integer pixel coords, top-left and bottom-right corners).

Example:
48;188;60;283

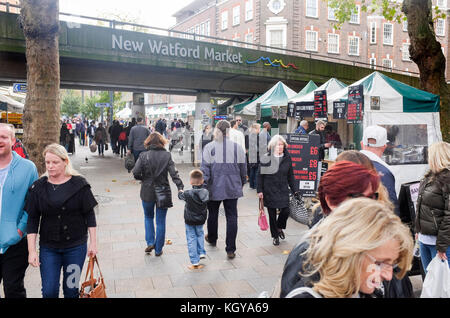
201;137;247;201
132;146;184;203
128;124;150;151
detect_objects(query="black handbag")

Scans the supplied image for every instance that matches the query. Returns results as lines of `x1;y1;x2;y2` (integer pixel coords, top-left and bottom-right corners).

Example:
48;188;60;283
154;184;173;209
289;193;311;225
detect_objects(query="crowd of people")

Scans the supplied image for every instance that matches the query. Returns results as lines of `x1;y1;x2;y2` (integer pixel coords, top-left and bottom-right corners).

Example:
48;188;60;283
0;113;449;298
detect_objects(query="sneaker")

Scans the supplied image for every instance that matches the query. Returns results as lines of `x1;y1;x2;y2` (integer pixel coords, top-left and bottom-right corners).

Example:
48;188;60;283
205;235;216;247
188;264;204;270
227;252;236;259
199;254;206;259
145;245;154;254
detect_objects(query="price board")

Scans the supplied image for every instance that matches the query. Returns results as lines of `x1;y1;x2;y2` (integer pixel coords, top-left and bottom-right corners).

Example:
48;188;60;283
347;85;364;124
314;90;328;119
285;133;321;197
295;101;314;118
287;102;296;117
333;101;347;119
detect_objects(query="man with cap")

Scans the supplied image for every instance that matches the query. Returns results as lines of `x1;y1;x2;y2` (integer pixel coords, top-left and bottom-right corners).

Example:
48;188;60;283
360;125;399;215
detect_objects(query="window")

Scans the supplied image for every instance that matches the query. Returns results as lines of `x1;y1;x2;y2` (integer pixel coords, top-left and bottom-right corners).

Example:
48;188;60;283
270;30;284;48
348;36;359;56
437;0;447;8
328;33;339;53
205;20;211;36
402;19;408;32
245;32;253;48
402;43;411;61
436;18;445;36
233;6;240;26
369;57;376;69
383;23;393;45
245;0;253;21
221;11;228;30
306;30;318;51
306;0;318;18
370;22;377;44
350;5;360;24
328;6;336;20
232;34;240;46
382;58;393;71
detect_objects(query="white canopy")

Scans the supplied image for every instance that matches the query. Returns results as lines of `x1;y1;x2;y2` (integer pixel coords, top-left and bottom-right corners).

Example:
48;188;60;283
288;78;347;104
0;93;24;112
116;107;132;118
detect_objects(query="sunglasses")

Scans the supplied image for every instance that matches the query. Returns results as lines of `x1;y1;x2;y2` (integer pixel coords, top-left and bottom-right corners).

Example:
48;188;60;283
348;192;379;200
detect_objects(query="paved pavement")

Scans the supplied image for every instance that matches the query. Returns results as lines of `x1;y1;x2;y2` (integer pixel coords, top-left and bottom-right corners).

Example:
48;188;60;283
4;140;423;298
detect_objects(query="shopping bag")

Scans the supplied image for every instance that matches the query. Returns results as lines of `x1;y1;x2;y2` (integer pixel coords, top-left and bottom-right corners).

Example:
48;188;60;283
289;193;311;225
89;141;97;153
420;256;450;298
80;256;107;298
124;152;135;173
258;198;269;231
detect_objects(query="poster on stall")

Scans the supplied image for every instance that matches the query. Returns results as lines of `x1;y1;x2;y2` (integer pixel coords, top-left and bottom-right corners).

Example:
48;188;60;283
284;133;321;197
333;101;347;120
271;106;279;119
279;106;287;120
287;102;296;117
314;90;328;119
295;102;315;118
347;85;364;124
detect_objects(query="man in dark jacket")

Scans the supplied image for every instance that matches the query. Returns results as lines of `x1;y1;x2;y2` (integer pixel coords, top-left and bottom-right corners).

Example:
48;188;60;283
178;169;209;269
110;120;122;154
308;120;331;161
127;117;150;162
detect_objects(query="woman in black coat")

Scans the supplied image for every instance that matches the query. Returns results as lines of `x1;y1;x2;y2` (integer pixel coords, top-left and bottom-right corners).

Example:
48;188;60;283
257;135;299;245
132;132;184;256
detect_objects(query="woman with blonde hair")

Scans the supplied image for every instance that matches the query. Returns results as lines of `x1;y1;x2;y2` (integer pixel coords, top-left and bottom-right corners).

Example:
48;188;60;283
132;132;184;256
287;198;413;298
25;143;98;298
415;141;450;272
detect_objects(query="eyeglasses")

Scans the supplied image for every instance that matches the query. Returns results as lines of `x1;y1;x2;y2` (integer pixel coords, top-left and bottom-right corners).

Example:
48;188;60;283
365;253;398;271
236;119;242;122
348;192;379;200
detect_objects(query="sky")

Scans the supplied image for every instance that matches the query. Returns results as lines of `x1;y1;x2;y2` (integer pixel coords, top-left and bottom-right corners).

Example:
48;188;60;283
59;0;189;29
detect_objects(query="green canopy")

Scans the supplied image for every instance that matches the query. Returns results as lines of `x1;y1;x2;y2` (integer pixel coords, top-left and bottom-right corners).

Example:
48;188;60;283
289;80;318;101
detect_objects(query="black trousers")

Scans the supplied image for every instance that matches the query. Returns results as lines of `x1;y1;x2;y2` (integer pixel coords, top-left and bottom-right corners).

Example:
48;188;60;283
267;207;290;239
0;238;29;298
207;199;238;253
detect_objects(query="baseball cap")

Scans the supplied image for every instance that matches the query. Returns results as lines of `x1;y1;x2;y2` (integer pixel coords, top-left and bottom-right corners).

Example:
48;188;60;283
362;125;389;147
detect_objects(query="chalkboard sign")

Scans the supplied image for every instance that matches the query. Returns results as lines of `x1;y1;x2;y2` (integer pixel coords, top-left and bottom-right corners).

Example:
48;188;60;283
287;102;296;117
347;85;364;124
295;102;315;118
314;90;328;119
333;101;347;120
285;133;321;197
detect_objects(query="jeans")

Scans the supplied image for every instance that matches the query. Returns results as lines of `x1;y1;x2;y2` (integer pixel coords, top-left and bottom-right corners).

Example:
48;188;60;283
249;165;258;189
142;201;168;254
0;238;28;298
206;199;238;253
419;242;450;273
185;224;206;265
133;150;145;162
39;243;87;298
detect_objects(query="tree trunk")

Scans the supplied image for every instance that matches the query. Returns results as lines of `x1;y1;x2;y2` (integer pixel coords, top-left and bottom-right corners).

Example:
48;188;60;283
403;0;449;142
20;0;60;174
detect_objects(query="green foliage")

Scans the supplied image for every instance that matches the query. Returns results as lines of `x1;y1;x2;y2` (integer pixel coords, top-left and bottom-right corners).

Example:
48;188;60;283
79;95;101;121
60;90;81;117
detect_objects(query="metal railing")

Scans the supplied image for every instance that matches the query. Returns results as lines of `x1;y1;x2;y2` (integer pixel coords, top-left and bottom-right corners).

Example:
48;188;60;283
0;1;420;77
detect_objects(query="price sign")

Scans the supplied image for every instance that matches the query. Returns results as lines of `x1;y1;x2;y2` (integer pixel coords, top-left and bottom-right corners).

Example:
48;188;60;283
287;102;296;117
295;101;315;118
333;101;347;120
347;85;364;124
285;133;320;197
314;90;327;119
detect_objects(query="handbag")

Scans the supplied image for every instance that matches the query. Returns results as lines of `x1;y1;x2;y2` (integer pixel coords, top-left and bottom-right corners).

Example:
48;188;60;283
89;141;97;153
80;256;107;298
258;198;269;231
154;184;173;209
289;193;311;225
420;256;450;298
125;152;135;172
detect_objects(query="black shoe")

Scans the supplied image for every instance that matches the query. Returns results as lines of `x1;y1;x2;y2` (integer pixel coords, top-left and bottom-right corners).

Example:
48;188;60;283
227;252;236;259
205;235;216;247
278;230;285;240
155;251;163;257
273;237;280;246
145;245;154;254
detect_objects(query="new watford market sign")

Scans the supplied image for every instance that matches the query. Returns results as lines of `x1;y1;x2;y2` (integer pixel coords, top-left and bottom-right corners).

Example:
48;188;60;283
112;34;244;65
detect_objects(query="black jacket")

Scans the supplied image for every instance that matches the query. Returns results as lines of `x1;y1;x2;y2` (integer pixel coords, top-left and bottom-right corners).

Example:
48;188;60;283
132;145;184;206
257;149;298;209
178;186;209;226
25;176;97;249
309;129;326;160
415;169;450;252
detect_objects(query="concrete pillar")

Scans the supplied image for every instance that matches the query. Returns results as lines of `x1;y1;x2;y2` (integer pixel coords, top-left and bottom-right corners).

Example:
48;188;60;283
194;92;212;165
132;92;145;122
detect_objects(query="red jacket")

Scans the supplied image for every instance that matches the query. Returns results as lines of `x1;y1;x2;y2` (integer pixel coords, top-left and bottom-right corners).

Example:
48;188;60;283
12;138;28;159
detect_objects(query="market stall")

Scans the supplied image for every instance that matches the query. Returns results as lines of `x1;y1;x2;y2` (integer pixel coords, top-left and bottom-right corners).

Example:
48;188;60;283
328;71;441;192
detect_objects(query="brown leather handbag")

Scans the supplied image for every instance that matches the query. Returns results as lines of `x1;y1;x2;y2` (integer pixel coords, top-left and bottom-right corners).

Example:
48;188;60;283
79;256;107;298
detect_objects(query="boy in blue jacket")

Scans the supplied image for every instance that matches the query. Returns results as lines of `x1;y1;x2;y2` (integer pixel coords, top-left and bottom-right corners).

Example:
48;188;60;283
0;124;38;298
178;169;209;270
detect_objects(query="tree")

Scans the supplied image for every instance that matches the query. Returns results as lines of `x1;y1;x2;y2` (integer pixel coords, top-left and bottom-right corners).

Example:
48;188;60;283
60;90;81;118
327;0;449;142
20;0;60;173
80;95;102;121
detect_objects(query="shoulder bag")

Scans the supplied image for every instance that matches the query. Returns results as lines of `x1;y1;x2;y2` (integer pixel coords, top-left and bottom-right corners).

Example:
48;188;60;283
289;193;311;225
79;256;107;298
258;198;269;231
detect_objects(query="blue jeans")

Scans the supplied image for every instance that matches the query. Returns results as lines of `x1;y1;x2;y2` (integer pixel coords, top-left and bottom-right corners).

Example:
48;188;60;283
39;243;87;298
249;165;258;189
142;201;168;254
185;224;206;265
419;242;450;273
